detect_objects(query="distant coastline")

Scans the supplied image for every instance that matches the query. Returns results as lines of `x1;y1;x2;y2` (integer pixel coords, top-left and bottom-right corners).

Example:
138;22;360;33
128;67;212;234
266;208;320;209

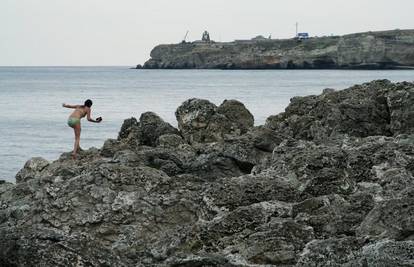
140;29;414;70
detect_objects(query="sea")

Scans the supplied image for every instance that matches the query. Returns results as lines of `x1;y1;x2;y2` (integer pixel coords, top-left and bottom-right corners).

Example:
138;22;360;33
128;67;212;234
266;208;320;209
0;67;413;183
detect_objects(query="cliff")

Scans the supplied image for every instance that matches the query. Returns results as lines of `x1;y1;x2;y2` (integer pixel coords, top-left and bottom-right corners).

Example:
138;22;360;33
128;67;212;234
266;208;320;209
143;29;414;69
1;80;414;266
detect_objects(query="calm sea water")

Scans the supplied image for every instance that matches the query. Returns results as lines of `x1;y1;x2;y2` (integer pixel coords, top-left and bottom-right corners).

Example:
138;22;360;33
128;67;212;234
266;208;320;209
0;67;413;182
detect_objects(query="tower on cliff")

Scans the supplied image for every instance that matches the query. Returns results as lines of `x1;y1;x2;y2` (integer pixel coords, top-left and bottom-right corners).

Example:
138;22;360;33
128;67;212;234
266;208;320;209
202;31;211;42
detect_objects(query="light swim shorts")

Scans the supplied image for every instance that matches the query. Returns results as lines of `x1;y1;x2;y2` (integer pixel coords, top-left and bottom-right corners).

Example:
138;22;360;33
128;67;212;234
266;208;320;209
67;117;80;127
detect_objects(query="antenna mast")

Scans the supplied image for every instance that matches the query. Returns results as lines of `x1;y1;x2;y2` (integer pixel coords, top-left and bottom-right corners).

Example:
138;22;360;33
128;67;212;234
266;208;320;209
295;22;298;37
182;30;189;43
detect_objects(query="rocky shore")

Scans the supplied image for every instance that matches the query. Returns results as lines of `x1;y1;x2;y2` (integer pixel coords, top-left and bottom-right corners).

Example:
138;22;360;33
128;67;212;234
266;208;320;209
143;29;414;69
1;80;414;266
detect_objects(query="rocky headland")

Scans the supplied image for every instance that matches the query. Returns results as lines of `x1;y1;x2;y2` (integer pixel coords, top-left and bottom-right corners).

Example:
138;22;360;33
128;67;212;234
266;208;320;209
1;80;414;266
143;29;414;69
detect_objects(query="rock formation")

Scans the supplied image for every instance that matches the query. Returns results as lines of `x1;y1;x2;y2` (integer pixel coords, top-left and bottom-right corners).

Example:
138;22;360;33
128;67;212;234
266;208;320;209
143;29;414;69
1;80;414;266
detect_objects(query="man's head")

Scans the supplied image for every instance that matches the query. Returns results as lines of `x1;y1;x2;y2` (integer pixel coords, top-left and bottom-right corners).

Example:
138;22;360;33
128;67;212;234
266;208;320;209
84;99;93;108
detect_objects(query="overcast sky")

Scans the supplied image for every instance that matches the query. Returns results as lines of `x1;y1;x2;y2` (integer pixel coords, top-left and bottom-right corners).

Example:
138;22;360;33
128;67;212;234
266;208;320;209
1;0;413;66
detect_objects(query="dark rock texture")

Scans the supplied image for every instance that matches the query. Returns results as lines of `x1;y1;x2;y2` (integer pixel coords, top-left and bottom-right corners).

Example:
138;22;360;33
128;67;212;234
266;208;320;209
265;80;414;141
176;98;254;144
1;81;414;266
143;29;414;69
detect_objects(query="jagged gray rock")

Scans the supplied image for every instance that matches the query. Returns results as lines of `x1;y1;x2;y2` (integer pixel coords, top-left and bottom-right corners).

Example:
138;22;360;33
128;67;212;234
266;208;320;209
217;99;254;134
176;98;255;144
139;112;179;146
175;98;223;143
1;80;414;266
15;157;49;183
265;80;414;142
118;112;179;148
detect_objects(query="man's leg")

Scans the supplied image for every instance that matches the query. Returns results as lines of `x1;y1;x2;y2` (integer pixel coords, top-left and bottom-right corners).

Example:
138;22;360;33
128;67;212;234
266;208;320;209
73;124;81;159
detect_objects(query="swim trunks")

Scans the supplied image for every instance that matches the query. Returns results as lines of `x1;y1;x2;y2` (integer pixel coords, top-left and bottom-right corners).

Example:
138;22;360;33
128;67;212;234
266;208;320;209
67;117;80;127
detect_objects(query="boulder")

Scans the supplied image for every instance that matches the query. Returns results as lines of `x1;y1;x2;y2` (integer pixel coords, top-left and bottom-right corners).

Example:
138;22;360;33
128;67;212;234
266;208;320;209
296;237;367;266
118;113;179;147
139;112;179;147
359;240;414;267
297;238;414;267
100;138;127;157
357;193;414;240
118;117;139;140
387;82;414;135
175;98;219;143
217;99;254;134
205;171;302;211
157;134;186;148
176;98;255;144
265;80;393;142
15;157;49;183
0;181;13;195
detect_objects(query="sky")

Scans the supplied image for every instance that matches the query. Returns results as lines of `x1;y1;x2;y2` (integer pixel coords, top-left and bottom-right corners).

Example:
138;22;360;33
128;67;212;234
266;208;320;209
0;0;413;66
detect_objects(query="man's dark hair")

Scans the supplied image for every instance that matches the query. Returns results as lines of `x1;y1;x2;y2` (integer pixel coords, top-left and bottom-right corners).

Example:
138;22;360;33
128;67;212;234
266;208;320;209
84;99;93;108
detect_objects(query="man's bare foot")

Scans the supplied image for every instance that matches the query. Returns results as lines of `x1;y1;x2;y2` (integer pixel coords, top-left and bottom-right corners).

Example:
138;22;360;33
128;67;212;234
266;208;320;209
72;153;77;160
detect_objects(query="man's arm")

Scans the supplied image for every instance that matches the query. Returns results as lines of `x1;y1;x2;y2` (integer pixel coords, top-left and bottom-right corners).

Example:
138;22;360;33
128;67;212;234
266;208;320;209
86;108;99;123
62;103;79;109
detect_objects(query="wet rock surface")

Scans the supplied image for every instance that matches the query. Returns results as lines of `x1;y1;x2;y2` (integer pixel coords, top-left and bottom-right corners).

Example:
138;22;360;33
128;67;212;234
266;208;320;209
2;80;414;266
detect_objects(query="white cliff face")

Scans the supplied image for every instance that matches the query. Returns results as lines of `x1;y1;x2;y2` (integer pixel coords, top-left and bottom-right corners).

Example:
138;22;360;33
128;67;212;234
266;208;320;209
143;29;414;69
1;80;414;266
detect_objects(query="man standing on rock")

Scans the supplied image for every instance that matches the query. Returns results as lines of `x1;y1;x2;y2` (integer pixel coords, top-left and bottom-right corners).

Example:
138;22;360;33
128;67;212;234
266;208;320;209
62;99;102;159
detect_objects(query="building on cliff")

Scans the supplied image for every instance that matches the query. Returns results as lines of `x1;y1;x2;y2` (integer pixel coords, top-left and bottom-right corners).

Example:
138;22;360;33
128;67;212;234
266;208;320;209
296;32;310;40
